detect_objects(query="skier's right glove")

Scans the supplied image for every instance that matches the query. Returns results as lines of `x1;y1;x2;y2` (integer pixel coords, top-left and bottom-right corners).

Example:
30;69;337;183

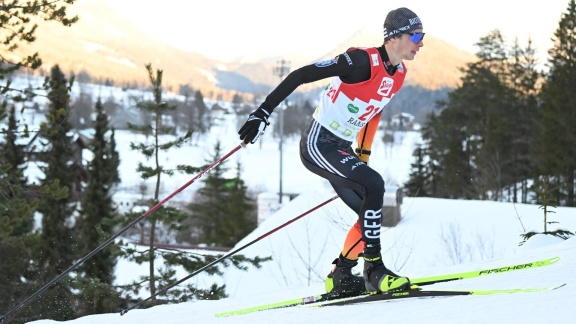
239;107;271;144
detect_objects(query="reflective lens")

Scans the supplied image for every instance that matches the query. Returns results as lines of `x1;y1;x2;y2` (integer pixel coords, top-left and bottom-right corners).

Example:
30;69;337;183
407;32;425;44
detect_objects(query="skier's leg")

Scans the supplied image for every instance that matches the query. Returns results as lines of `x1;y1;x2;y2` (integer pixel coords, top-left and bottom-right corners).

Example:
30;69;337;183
331;182;410;293
300;120;409;294
339;220;364;260
329;187;365;259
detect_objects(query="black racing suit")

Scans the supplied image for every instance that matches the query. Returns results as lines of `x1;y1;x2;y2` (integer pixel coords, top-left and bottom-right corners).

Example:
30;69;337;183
260;46;399;250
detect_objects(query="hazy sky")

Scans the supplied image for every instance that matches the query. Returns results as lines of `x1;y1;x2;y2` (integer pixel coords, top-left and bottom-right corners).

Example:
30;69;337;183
101;0;569;64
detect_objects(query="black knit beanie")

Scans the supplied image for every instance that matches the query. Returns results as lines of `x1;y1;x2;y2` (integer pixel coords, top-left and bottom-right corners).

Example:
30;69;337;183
383;7;423;41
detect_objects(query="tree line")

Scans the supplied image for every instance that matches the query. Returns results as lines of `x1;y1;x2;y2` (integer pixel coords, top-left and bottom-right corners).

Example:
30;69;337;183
405;0;576;209
0;2;266;323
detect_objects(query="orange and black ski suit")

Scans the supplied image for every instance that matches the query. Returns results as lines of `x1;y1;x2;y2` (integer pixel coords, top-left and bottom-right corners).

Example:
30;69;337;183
259;46;407;260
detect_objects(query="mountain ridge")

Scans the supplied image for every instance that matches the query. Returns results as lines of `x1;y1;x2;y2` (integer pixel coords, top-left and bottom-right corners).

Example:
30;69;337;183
13;0;476;99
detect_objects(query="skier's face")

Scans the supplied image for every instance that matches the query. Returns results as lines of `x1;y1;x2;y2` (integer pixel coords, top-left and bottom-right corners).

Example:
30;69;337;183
398;29;424;61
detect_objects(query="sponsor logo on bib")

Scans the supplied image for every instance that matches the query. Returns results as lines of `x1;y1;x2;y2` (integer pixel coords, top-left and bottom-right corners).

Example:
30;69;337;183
377;77;394;97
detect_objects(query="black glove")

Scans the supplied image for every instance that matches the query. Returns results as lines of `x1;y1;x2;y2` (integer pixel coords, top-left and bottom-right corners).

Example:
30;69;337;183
238;107;270;144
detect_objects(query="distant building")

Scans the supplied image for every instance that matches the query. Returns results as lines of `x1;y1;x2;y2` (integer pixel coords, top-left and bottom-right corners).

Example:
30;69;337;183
390;112;415;130
381;187;404;227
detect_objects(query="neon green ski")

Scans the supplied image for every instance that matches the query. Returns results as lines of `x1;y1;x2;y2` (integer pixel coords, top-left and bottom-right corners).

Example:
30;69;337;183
412;256;560;285
215;256;560;317
303;284;566;308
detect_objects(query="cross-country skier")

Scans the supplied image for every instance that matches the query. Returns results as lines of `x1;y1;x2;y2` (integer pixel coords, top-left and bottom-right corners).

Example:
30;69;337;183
239;7;424;296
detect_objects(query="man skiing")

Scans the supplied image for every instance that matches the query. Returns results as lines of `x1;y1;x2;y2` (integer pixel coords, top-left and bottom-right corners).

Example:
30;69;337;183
239;7;424;296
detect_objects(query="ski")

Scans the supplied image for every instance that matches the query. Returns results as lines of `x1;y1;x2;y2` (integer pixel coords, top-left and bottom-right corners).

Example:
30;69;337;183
309;284;566;307
411;256;560;286
214;256;560;317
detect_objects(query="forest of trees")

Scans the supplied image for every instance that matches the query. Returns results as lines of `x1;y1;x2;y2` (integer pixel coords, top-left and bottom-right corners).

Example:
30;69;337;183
0;2;265;323
405;1;576;210
1;0;575;323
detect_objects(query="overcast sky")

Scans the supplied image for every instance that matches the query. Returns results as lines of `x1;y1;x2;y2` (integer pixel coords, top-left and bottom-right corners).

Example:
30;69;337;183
101;0;568;64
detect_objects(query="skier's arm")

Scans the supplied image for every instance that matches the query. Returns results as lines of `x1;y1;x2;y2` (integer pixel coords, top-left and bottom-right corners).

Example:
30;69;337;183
355;111;382;163
259;50;371;112
239;50;371;144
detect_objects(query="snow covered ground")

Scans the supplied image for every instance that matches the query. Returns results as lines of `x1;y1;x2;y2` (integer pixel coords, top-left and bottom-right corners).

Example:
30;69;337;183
11;109;575;324
28;194;576;323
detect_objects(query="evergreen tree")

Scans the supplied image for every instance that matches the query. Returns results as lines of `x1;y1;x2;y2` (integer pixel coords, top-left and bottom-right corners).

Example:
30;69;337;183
232;92;243;113
223;161;257;245
190;142;257;247
33;65;79;321
0;1;78;100
466;31;516;200
115;66;266;306
108;129;121;184
417;30;534;201
1;103;28;190
193;90;209;134
421;101;474;199
505;37;541;203
0;103;40;323
76;98;121;316
404;144;430;197
520;176;574;245
189;141;231;245
118;64;192;304
535;0;576;206
69;90;94;130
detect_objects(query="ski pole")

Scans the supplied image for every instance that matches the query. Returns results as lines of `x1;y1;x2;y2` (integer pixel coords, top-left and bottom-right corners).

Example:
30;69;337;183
0;143;245;324
120;194;340;315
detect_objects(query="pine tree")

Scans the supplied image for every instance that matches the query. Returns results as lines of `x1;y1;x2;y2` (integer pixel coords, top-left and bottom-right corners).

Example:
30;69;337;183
190;141;230;245
535;0;576;206
69;90;94;130
115;66;266;305
222;162;257;246
193;90;209;134
0;1;78;110
505;37;541;203
466;31;516;200
114;64;255;306
404;144;430;197
116;64;191;304
0;1;78;77
0;103;40;322
190;142;257;247
418;30;531;200
76;98;121;315
420;102;474;199
520;175;574;245
33;65;79;321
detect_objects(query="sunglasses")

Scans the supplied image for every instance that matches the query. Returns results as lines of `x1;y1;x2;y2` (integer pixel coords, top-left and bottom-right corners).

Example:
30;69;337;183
407;32;425;44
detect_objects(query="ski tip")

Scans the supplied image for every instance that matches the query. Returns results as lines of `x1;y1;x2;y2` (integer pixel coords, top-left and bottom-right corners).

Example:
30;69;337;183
553;283;567;290
549;256;561;264
535;256;561;266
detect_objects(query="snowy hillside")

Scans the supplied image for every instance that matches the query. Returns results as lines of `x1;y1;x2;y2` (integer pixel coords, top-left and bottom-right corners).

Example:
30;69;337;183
28;194;576;324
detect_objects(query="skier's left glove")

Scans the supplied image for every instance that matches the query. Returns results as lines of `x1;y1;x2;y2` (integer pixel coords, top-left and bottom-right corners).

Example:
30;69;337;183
239;107;271;144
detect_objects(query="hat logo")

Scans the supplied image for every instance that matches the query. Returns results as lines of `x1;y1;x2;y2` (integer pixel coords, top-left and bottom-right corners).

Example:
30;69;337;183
409;17;421;25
